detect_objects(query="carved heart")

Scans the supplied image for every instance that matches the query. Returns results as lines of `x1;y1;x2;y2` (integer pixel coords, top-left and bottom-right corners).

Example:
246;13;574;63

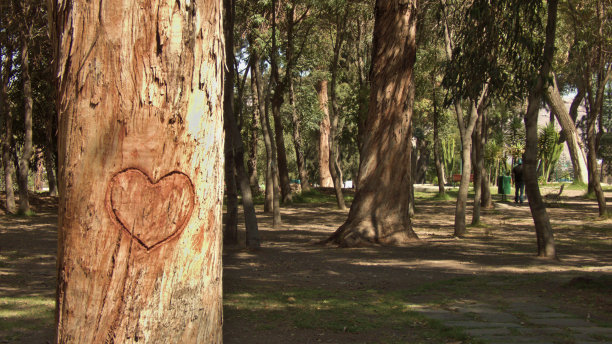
109;169;195;250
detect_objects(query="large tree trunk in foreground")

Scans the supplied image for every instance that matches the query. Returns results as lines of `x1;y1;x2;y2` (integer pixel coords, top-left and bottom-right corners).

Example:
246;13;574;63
326;0;419;247
524;0;557;258
17;23;34;214
51;1;224;342
316;80;334;187
545;75;588;184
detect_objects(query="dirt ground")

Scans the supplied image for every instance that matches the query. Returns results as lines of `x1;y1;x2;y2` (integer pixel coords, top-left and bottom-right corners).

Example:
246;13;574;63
1;186;611;343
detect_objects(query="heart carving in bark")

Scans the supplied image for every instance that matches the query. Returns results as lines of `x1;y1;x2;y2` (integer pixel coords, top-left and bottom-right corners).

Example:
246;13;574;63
109;169;195;250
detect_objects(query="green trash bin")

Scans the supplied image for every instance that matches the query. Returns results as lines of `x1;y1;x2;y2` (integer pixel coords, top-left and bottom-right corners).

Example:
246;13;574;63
497;175;512;201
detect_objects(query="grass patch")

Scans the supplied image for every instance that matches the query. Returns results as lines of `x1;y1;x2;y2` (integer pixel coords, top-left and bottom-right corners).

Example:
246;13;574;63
224;287;481;343
292;189;353;204
0;296;54;340
565;182;587;191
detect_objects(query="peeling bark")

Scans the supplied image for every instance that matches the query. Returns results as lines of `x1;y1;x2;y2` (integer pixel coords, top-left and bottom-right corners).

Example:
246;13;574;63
51;0;225;341
315;79;333;187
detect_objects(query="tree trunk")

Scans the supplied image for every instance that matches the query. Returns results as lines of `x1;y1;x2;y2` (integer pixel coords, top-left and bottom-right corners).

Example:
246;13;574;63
223;0;238;245
252;52;281;226
17;23;33;214
471;115;483;225
325;0;419;247
224;2;260;248
432;85;445;196
480;108;493;208
453;101;480;237
316;79;334;187
51;1;224;342
289;79;310;192
524;0;558;258
251;56;274;213
247;107;260;194
1;45;16;213
44;111;58;196
544;75;588;184
271;98;293;203
327;6;349;210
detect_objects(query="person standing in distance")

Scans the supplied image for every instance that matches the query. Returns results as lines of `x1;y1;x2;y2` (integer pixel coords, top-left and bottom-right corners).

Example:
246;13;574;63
512;159;525;204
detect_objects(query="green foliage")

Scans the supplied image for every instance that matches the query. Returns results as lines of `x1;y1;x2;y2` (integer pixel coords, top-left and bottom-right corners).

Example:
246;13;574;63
538;122;563;183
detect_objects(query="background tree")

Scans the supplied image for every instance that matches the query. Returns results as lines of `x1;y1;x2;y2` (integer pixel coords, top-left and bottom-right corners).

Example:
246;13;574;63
326;0;419;246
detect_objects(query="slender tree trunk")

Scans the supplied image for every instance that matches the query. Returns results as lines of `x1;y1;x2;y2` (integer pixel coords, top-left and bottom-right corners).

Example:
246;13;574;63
17;23;33;214
252;52;281;226
471;115;483;225
328;6;349;210
316;79;333;187
545;75;588;184
224;1;260;248
454;101;480;237
251;56;274;213
44;111;58;196
289;79;310;192
51;1;224;341
271;98;293;202
433;84;445;196
480;109;493;208
524;0;558;258
247;107;260;194
223;0;238;245
1;47;16;213
325;0;419;247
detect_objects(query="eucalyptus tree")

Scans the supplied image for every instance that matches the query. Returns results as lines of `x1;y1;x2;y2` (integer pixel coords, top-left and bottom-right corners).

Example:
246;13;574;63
325;0;419;246
443;0;559;257
563;0;610;217
51;0;225;340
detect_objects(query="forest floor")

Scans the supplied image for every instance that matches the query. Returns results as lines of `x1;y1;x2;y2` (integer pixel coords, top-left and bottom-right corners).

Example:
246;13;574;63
1;185;611;343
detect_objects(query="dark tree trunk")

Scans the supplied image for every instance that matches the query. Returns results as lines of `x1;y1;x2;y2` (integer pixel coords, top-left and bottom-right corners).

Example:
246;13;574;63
271;99;293;203
223;0;238;245
1;45;16;213
51;0;225;341
44;110;58;196
328;5;349;210
224;1;260;248
289;79;310;192
247;106;260;194
251;55;274;213
480;109;493;208
432;84;445;196
252;52;281;226
524;0;558;258
325;0;419;247
471;115;483;225
316;80;333;187
17;21;33;214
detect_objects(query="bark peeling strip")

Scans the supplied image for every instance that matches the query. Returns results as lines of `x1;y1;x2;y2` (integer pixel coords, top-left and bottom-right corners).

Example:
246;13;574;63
105;168;196;251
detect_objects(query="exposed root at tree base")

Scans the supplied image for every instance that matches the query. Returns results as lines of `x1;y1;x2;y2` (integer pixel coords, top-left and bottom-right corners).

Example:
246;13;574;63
321;219;419;248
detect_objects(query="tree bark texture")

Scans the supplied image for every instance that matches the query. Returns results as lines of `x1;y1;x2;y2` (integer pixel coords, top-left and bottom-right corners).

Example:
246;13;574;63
251;55;274;213
453;101;479;237
480;109;492;208
544;75;588;184
432;85;445;195
223;0;238;245
326;0;419;247
1;45;16;213
224;0;260;248
524;0;557;258
315;79;333;187
51;1;224;342
44;110;58;196
471;115;483;225
17;21;34;214
289;79;310;192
